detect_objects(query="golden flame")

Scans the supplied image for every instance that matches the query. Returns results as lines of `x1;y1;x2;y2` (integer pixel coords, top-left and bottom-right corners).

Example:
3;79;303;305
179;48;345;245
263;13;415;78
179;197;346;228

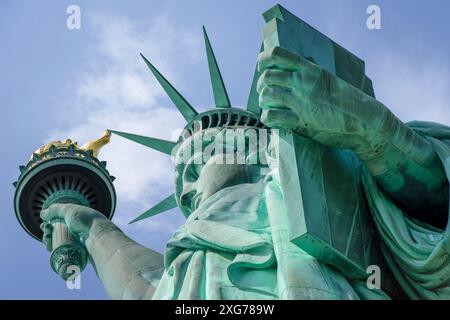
32;130;111;159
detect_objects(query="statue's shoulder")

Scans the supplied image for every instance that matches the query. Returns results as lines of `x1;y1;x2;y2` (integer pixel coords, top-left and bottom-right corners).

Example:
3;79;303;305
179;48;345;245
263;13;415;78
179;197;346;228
407;121;450;140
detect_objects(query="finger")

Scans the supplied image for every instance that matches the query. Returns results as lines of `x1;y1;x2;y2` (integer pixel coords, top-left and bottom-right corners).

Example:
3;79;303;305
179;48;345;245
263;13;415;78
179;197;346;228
42;233;53;252
261;109;299;129
40;222;53;234
257;69;294;93
40;204;60;222
259;85;298;111
39;222;53;252
40;203;76;223
258;46;304;72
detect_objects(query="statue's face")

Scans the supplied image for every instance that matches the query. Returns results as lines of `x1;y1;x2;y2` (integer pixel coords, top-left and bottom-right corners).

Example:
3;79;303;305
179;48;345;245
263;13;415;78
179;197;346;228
179;154;264;213
175;129;268;214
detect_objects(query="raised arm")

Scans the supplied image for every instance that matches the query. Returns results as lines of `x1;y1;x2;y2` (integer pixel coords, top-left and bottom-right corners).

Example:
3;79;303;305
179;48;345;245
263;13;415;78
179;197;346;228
40;203;164;299
257;46;448;224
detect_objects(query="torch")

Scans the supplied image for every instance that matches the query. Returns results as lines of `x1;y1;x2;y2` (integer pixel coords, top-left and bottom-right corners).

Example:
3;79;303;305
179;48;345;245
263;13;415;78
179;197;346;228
13;131;116;280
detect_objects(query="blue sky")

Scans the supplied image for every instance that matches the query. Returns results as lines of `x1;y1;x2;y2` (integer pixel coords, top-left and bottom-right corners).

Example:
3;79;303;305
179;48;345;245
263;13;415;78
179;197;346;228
0;0;449;299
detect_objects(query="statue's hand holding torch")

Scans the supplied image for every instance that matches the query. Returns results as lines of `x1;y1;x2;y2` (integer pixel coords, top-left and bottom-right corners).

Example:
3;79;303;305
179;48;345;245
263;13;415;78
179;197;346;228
13;130;116;280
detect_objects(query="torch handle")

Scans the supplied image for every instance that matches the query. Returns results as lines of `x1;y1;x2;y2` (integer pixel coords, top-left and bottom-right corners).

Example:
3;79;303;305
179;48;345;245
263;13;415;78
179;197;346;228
49;220;88;280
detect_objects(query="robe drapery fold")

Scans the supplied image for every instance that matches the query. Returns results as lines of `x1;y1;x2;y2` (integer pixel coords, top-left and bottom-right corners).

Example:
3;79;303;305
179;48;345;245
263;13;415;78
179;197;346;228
153;181;360;300
361;121;450;299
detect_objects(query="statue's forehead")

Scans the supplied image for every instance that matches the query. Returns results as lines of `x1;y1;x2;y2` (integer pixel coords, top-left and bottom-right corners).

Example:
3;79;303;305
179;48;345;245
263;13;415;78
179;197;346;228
174;127;271;165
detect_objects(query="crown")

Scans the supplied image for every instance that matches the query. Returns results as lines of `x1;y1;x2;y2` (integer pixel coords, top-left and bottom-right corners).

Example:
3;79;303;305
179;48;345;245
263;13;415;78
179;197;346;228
110;27;265;223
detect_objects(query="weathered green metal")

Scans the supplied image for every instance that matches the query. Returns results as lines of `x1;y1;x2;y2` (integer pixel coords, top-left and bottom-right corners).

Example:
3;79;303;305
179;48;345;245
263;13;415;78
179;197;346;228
110;130;176;156
202;26;231;109
13;144;116;280
22;4;450;300
180;107;264;142
128;194;177;224
42;189;91;279
14;146;116;240
49;221;88;280
246;44;263;115
261;4;375;97
140;53;198;122
261;4;381;279
276;131;384;279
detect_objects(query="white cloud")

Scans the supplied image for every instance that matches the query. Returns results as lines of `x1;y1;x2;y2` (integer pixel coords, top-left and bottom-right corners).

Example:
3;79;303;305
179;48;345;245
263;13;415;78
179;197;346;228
47;12;202;248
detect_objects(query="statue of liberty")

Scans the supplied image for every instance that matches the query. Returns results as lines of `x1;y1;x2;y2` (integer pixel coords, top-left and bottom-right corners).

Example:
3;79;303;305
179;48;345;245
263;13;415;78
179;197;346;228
25;5;450;299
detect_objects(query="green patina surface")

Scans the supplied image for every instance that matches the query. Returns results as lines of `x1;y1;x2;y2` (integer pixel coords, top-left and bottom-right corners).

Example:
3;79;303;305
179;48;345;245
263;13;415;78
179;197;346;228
15;4;450;299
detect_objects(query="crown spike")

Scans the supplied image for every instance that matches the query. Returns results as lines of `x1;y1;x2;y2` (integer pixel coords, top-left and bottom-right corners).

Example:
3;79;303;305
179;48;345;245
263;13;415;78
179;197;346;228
129;194;177;224
110;130;176;156
140;53;198;122
202;26;231;109
246;44;264;115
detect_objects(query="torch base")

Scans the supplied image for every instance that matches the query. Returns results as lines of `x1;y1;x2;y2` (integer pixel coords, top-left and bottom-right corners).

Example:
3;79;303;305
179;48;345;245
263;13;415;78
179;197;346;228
50;221;88;280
